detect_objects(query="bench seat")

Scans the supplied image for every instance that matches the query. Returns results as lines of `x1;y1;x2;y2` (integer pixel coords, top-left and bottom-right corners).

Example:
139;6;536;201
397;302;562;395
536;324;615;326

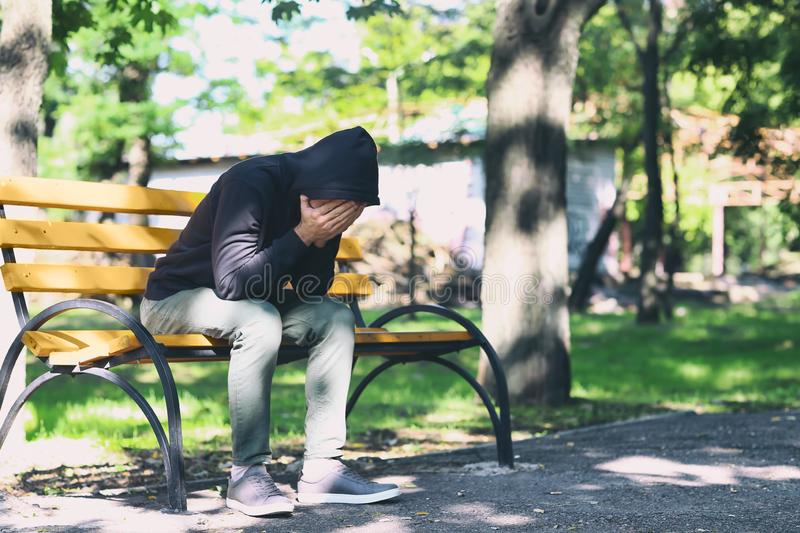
23;328;476;366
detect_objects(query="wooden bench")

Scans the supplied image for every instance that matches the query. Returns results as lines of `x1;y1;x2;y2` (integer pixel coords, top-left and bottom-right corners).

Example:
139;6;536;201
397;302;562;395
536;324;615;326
0;176;513;511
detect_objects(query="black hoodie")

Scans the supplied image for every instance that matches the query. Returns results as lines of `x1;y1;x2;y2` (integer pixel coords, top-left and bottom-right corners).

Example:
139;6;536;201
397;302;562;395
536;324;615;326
143;125;380;302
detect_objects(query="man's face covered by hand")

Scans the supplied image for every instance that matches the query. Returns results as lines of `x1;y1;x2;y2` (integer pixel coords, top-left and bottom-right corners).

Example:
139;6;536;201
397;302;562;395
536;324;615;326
308;198;366;223
296;196;366;248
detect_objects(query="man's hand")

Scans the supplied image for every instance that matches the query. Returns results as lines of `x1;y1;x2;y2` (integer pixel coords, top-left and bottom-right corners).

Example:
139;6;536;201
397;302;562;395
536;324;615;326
294;195;366;247
308;199;365;247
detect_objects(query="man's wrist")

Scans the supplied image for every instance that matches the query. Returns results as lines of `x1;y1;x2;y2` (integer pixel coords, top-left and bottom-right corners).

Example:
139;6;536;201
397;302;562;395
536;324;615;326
294;224;313;246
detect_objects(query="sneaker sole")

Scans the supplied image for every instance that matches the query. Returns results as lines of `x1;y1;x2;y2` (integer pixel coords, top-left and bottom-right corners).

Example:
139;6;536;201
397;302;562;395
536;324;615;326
296;487;401;505
225;497;294;516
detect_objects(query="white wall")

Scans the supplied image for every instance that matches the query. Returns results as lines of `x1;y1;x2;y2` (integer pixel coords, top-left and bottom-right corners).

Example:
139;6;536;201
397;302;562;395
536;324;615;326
566;144;618;275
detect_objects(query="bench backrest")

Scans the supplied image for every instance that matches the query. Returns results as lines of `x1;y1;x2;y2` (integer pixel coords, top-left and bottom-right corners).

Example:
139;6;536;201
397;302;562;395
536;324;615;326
0;176;371;329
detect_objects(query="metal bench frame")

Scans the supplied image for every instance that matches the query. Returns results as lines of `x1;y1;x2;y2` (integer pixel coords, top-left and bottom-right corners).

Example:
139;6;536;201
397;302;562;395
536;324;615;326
0;202;513;512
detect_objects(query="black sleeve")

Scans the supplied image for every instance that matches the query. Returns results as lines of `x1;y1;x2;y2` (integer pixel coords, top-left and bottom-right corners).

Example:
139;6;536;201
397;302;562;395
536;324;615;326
289;233;342;300
211;179;311;301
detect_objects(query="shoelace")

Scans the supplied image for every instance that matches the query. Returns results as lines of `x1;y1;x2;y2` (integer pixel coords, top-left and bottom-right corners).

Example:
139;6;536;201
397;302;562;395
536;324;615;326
334;463;376;485
247;472;284;497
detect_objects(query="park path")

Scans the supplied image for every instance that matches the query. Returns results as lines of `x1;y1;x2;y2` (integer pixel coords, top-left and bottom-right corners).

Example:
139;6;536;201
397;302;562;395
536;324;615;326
1;409;799;532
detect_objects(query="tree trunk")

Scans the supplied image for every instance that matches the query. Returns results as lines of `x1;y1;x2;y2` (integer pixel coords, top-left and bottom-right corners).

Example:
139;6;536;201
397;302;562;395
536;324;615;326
127;137;153;207
0;0;51;175
408;200;418;307
119;63;153;198
636;0;665;323
0;0;52;453
477;0;603;405
120;63;155;309
126;138;154;310
662;67;683;321
386;69;402;143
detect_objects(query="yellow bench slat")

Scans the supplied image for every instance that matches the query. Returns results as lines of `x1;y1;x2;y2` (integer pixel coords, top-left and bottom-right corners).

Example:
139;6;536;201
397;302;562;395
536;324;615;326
2;263;151;294
336;237;364;262
1;264;372;297
0;176;204;216
0;218;363;262
285;271;372;297
328;272;372;296
23;328;474;365
47;346;112;366
0;219;181;253
22;329;131;355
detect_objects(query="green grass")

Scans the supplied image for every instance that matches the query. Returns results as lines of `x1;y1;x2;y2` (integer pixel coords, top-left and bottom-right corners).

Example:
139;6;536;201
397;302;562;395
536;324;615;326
570;296;800;411
18;292;800;458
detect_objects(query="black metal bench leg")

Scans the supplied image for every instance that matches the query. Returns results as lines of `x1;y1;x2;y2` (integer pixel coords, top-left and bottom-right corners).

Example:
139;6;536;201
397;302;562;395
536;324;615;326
159;362;188;512
461;333;514;468
0;366;187;509
346;356;514;468
0;371;64;449
346;359;401;417
72;299;188;512
0;330;30;422
368;304;515;468
0;329;41;452
77;368;182;508
426;357;513;467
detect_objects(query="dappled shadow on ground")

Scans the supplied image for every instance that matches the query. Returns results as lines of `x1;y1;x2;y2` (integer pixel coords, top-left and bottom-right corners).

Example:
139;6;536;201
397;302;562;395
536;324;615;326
596;455;800;487
1;437;493;499
4;448;229;498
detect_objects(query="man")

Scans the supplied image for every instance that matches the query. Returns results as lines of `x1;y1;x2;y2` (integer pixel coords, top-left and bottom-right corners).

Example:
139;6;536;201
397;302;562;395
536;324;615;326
139;126;400;517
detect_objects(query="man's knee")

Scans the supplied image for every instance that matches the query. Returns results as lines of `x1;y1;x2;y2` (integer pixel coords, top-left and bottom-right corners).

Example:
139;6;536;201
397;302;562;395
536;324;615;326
236;300;283;345
320;298;356;330
302;298;355;340
306;299;355;365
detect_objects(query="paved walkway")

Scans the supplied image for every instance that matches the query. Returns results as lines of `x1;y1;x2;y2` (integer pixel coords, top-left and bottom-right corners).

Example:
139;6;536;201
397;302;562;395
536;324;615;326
1;409;799;532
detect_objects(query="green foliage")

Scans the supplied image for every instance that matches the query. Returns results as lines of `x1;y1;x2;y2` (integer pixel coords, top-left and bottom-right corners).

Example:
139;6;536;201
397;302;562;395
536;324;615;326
51;0;178;75
267;0;314;23
390;0;494;101
344;0;403;21
234;0;492;143
724;202;800;273
686;0;800;162
577;0;798;275
262;0;403;24
41;0;211;182
778;197;800;251
52;0;95;46
573;3;643;146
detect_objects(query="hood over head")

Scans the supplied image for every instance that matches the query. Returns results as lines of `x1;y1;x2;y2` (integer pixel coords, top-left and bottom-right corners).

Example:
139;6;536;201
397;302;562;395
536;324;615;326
282;125;380;206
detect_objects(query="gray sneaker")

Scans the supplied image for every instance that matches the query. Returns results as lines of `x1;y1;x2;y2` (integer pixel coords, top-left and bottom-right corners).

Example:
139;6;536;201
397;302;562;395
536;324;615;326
225;465;294;516
296;460;401;504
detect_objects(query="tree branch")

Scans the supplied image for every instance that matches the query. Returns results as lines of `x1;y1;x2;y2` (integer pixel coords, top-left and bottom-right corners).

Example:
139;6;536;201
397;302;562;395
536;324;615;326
579;0;609;26
613;0;644;61
663;15;692;62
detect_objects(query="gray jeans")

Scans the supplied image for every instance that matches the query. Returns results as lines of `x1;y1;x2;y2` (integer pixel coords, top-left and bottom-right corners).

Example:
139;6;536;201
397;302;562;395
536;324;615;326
139;287;355;466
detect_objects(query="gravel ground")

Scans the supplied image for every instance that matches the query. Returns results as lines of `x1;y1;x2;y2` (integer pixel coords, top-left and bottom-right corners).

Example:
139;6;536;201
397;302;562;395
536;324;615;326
1;409;798;532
